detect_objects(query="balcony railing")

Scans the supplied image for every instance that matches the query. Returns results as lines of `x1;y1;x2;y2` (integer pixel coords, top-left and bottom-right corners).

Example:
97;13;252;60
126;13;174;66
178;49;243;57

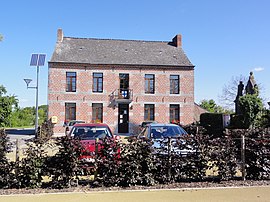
109;89;133;104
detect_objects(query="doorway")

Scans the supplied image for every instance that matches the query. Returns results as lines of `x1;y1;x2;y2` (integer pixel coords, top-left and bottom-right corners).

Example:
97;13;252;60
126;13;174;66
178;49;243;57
118;104;129;133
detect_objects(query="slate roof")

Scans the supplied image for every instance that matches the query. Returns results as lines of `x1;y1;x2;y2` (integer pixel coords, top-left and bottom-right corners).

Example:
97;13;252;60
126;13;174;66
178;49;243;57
50;37;194;67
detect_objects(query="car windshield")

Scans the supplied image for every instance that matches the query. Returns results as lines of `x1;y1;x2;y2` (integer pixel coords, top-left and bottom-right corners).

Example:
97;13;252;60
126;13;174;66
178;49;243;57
71;126;112;140
150;125;187;139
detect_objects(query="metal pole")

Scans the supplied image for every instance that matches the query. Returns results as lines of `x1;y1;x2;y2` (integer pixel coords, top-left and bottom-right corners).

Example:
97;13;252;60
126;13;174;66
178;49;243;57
241;134;246;181
35;66;39;138
168;137;172;181
15;139;19;176
94;137;99;180
16;139;19;163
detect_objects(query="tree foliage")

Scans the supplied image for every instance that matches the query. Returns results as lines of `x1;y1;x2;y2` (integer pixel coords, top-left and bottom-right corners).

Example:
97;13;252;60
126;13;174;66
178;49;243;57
199;99;232;114
9;107;35;127
0;85;18;127
9;105;48;127
0;84;47;128
239;94;264;128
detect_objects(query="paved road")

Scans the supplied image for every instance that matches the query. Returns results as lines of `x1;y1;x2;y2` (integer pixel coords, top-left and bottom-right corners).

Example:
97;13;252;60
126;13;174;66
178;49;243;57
5;128;35;148
5;128;35;135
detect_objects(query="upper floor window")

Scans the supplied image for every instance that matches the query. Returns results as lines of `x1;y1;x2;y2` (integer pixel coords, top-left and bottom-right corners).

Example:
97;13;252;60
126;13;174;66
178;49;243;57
93;73;103;93
170;75;179;94
144;104;155;121
65;103;76;122
145;74;155;94
92;103;103;123
119;73;129;90
66;72;76;92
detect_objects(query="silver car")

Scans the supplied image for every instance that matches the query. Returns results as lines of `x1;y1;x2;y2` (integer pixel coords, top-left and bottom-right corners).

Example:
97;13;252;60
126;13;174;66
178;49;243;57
138;123;193;156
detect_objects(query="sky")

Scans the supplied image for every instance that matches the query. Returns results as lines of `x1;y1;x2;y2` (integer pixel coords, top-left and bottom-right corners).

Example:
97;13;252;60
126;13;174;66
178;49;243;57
1;0;270;108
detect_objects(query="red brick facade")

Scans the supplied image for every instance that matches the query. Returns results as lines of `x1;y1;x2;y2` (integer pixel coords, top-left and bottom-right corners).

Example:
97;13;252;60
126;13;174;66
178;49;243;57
48;63;194;135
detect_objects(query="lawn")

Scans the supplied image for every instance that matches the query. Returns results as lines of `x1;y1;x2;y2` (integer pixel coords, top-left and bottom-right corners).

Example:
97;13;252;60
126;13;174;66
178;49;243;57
1;186;269;202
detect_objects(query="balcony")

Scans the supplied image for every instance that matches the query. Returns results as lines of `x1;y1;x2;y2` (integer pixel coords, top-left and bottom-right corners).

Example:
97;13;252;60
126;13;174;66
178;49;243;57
109;89;133;104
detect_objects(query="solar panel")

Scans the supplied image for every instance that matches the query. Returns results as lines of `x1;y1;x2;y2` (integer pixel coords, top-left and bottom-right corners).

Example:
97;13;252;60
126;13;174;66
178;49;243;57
30;54;38;66
38;54;46;66
30;54;46;66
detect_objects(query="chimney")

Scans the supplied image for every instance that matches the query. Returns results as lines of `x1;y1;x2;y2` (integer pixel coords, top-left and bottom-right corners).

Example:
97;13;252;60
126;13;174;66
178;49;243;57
57;28;63;43
172;34;182;47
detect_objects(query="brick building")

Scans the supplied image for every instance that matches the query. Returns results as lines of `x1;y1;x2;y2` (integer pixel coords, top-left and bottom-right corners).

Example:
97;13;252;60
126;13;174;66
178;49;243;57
48;29;195;135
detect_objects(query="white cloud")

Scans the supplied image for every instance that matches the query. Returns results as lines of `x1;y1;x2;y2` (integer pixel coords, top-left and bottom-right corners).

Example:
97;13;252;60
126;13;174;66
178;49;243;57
253;67;264;72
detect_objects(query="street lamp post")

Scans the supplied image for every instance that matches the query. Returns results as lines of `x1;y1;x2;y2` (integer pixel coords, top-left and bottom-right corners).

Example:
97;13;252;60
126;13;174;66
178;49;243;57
24;54;46;138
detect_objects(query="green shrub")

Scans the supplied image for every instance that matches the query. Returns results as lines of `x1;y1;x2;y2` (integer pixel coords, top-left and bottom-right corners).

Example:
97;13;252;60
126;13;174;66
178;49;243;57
36;119;54;141
244;129;270;180
44;136;83;188
200;113;224;135
208;136;238;180
15;139;50;188
0;129;15;188
180;129;211;181
94;137;156;187
94;137;122;187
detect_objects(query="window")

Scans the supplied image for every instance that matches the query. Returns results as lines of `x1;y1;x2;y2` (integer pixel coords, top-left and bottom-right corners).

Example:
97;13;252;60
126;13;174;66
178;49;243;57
144;104;155;121
92;103;103;123
66;72;76;92
145;74;155;94
119;73;129;89
170;104;180;123
170;75;179;94
65;103;76;122
93;73;103;92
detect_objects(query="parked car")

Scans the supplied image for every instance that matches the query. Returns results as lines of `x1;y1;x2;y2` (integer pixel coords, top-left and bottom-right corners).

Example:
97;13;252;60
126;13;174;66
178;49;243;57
137;123;193;156
69;123;120;167
63;120;85;135
138;120;157;133
140;121;157;128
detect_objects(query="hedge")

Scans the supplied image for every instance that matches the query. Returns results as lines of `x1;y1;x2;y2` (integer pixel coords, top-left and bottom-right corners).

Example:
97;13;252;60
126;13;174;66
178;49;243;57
0;125;269;189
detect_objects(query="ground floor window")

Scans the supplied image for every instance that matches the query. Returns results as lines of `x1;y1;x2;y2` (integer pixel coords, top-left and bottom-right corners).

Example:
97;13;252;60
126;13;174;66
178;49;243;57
144;104;155;121
170;104;180;124
92;103;103;123
65;103;76;122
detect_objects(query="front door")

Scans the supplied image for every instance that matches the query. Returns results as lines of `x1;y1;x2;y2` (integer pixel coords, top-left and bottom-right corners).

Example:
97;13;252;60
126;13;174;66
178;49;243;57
118;104;129;133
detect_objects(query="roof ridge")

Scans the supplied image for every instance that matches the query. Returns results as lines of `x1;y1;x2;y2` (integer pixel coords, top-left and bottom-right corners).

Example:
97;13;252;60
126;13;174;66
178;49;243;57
64;36;169;43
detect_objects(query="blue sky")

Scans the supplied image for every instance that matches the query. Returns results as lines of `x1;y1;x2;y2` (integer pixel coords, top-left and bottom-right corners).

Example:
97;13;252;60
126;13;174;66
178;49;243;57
1;0;270;108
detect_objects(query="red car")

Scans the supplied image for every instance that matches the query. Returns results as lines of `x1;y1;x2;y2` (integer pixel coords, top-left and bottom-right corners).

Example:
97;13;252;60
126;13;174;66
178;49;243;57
69;123;120;168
